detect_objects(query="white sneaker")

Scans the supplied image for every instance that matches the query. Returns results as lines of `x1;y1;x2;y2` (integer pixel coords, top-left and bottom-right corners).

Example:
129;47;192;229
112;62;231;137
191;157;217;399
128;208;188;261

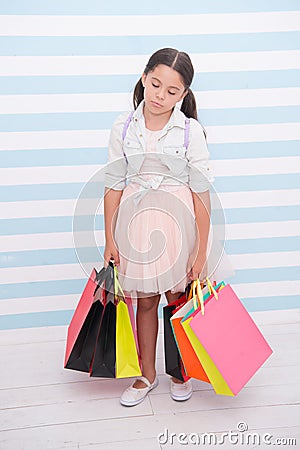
120;376;159;407
170;379;193;401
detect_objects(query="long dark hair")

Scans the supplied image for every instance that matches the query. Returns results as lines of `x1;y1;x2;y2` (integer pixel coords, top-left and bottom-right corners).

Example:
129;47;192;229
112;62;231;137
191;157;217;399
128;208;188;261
133;48;197;120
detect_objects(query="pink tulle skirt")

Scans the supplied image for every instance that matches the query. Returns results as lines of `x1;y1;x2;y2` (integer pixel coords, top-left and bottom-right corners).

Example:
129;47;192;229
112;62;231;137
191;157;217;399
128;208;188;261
113;178;230;298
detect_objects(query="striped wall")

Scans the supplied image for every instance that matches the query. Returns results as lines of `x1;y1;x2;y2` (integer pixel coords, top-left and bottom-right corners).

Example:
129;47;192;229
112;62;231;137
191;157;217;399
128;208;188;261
0;1;299;330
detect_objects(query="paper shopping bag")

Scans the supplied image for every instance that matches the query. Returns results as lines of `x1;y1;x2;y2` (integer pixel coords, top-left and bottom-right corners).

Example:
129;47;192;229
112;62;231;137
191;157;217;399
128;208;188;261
90;262;141;379
64;267;111;372
170;281;225;382
116;299;142;378
90;300;116;378
189;283;273;395
163;291;190;382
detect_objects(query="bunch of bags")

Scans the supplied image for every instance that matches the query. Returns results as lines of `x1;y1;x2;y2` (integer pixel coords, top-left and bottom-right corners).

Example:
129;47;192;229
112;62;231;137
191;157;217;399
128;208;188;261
164;278;273;396
64;262;141;379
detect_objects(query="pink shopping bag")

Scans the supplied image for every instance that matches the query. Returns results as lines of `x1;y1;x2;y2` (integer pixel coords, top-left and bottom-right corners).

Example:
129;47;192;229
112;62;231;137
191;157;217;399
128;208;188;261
189;283;273;395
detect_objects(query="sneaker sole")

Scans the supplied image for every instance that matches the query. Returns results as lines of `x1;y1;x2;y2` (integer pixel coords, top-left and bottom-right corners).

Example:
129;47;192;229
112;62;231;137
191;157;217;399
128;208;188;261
170;391;193;402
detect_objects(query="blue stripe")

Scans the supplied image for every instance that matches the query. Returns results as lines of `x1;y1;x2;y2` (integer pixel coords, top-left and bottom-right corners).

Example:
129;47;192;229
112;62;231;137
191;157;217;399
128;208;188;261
2;0;299;14
1;106;300;132
0;310;74;330
210;141;300;160
0;247;104;268
0;148;108;168
0;206;298;237
226;236;300;254
1;294;299;330
1;141;300;169
215;174;299;193
0;278;86;300
238;296;300;312
1;238;299;269
225;205;300;224
0;216;104;236
199;106;300;127
1;32;300;56
1;71;300;95
233;266;300;283
0;175;298;203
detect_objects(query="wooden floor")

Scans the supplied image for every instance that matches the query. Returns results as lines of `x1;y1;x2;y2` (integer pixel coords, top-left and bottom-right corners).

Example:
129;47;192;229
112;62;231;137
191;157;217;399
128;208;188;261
0;309;299;450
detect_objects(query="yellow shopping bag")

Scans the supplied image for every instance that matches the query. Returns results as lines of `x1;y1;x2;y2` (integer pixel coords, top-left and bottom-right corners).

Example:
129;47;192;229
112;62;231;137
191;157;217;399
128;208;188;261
114;267;142;379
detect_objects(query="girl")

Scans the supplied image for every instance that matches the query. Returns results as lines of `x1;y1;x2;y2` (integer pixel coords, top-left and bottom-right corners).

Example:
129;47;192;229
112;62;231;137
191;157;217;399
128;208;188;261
103;48;229;406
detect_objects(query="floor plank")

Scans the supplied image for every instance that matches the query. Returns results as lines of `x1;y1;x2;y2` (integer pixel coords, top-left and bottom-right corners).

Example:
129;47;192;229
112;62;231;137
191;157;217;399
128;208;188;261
0;309;299;450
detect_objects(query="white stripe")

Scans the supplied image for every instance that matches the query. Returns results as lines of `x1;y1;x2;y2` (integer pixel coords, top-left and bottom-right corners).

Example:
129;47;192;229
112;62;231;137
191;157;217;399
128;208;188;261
1;87;300;114
1;199;79;219
1;51;300;76
0;12;299;36
224;221;300;240
0;231;105;252
0;252;299;284
1;122;299;151
230;252;300;270
207;122;300;143
1;157;299;185
1;221;299;252
197;88;300;109
212;156;300;176
232;280;300;298
0;129;109;151
1;190;299;220
214;190;300;209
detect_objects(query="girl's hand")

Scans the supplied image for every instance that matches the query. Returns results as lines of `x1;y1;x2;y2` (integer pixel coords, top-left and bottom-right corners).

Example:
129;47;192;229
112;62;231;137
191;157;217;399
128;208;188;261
188;251;207;282
103;241;120;268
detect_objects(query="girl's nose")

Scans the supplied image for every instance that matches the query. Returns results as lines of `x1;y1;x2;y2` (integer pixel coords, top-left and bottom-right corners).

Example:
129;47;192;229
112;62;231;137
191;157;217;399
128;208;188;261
156;89;165;100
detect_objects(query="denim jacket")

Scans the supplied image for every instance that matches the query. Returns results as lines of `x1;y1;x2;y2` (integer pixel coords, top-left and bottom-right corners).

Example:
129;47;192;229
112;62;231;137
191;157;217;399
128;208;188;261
104;100;213;192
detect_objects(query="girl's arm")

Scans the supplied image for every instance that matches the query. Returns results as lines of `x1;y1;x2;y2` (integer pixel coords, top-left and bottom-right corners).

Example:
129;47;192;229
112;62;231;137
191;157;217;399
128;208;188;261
189;190;211;281
103;187;123;267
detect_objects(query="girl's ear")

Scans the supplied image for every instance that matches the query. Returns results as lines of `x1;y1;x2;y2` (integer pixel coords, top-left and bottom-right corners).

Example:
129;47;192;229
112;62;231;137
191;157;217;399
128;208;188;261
141;73;146;87
180;89;189;101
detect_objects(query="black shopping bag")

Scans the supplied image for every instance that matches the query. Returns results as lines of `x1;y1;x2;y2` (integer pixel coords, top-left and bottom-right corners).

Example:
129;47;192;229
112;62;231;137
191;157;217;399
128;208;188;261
163;290;190;382
90;300;117;378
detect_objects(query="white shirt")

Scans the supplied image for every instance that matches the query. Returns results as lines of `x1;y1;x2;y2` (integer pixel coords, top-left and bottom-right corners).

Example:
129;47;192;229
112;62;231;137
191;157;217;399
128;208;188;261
104;100;214;192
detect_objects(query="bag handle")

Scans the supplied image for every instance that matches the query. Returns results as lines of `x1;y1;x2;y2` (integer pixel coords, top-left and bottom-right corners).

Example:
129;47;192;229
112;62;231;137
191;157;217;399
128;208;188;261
206;276;219;300
189;276;218;316
188;280;205;315
93;265;114;297
113;264;125;302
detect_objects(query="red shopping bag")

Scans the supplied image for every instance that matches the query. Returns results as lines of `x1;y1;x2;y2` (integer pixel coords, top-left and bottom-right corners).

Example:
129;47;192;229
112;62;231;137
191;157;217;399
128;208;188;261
64;266;113;372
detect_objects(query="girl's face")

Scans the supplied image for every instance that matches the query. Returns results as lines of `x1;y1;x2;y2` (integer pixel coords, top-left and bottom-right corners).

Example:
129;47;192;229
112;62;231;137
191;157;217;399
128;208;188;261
142;64;187;117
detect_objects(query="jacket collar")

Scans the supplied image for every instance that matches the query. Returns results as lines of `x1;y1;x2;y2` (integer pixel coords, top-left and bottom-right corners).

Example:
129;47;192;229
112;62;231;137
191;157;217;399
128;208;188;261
132;100;187;130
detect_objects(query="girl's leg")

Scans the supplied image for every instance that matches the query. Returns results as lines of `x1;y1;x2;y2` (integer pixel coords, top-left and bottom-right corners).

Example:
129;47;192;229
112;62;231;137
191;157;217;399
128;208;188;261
134;294;161;389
